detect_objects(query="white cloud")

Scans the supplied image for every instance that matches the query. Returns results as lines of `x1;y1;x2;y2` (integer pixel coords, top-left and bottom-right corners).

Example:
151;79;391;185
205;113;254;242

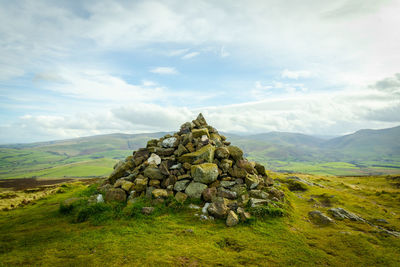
182;51;200;59
281;69;313;79
150;67;178;75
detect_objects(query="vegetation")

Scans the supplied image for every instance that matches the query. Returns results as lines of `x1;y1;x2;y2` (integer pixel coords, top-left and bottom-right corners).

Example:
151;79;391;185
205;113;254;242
1;127;400;179
1;172;400;266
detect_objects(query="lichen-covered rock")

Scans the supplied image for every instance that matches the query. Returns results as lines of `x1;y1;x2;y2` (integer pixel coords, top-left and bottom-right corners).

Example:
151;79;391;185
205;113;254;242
142;207;155;215
152;189;168;198
207;202;229;218
162;137;179;148
192;128;210;138
185;182;208;199
179;144;215;163
101;113;284;227
121;181;134;192
175;192;188;203
105;188;127;202
202;187;217;202
174;179;191;191
144;166;164;180
227;146;243;161
134;176;148;192
308;210;334;226
328;208;364;221
245;174;260;189
191;163;219;184
226;210;239;227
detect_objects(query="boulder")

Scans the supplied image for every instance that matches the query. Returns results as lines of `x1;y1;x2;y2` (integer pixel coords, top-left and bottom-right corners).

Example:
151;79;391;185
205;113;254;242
215;147;230;159
147;153;161;165
192;128;210;138
254;162;266;175
185;182;208;199
220;181;236;188
179;144;215;164
121;181;134;192
162;137;178;148
192;113;207;127
105;188;127;202
249;198;269;207
175;192;188;203
174;179;191;191
245;174;260;189
227;146;243;161
134;176;148;192
144;166;164;180
226;210;239;227
191;163;219;184
207;202;229;218
328;208;364;221
152;189;168;198
218;187;237;199
249;190;269;199
202;187;217;202
176;144;189;156
308;210;334;226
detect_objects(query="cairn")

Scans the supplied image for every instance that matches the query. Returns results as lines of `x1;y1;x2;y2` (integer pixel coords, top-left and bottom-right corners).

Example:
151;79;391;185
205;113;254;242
99;113;284;226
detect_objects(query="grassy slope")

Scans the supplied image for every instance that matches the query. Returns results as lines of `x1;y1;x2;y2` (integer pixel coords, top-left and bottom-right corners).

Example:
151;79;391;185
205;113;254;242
1;173;399;266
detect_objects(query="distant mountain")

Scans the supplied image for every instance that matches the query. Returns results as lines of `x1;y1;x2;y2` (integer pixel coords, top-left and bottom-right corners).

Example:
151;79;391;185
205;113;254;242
324;126;400;157
1;125;399;177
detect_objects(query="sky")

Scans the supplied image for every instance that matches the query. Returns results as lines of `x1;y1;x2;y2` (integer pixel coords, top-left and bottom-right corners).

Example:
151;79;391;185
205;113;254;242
0;0;400;144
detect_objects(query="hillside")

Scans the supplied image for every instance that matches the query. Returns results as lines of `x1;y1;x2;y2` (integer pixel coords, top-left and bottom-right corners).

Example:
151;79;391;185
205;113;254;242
0;126;399;179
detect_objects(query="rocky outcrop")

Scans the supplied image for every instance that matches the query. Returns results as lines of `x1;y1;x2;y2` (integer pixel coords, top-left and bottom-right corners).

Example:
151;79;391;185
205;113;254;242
100;113;284;226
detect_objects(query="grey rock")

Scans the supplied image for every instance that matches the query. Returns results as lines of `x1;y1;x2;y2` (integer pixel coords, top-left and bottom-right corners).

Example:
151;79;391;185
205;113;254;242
328;208;364;221
191;163;219;184
308;210;334;226
185;182;208;199
174;179;191;191
249;198;269;207
220;181;236;188
218;187;237;199
162;137;178;148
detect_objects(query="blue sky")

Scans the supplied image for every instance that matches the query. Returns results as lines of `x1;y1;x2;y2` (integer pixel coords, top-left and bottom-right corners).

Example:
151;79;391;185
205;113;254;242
1;0;400;143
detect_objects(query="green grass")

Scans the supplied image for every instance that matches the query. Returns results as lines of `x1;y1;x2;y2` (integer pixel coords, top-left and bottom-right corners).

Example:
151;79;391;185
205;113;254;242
1;173;400;266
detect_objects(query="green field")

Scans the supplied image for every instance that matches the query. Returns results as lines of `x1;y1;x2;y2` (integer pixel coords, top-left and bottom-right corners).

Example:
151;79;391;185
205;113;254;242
1;173;400;266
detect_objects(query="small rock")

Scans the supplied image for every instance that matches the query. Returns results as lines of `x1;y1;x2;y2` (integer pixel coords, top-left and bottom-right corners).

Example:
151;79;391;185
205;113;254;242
249;198;269;207
218;187;237;199
215;147;230;159
175;192;188;203
188;204;201;210
174;180;191;191
249;190;269;199
121;181;134;192
308;210;334;226
170;163;182;170
185;182;208;199
237;207;251;221
191;163;219;184
162;137;178;148
202;203;211;214
144;166;164;180
142;207;155;215
152;189;168;198
220;181;236;188
105;188;127;202
328;208;364;221
207;202;229;218
202;187;217;202
227;146;243;161
226;210;239;227
147;153;162;165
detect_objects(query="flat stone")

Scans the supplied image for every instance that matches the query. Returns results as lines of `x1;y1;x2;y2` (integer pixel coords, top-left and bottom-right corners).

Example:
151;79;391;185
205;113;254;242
218;187;237;199
220;181;236;188
328;208;364;222
144;166;164;180
179;144;215;164
249;198;269;207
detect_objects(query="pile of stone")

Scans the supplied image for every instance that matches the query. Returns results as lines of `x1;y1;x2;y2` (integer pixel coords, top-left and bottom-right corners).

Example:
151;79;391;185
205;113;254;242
99;113;284;226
